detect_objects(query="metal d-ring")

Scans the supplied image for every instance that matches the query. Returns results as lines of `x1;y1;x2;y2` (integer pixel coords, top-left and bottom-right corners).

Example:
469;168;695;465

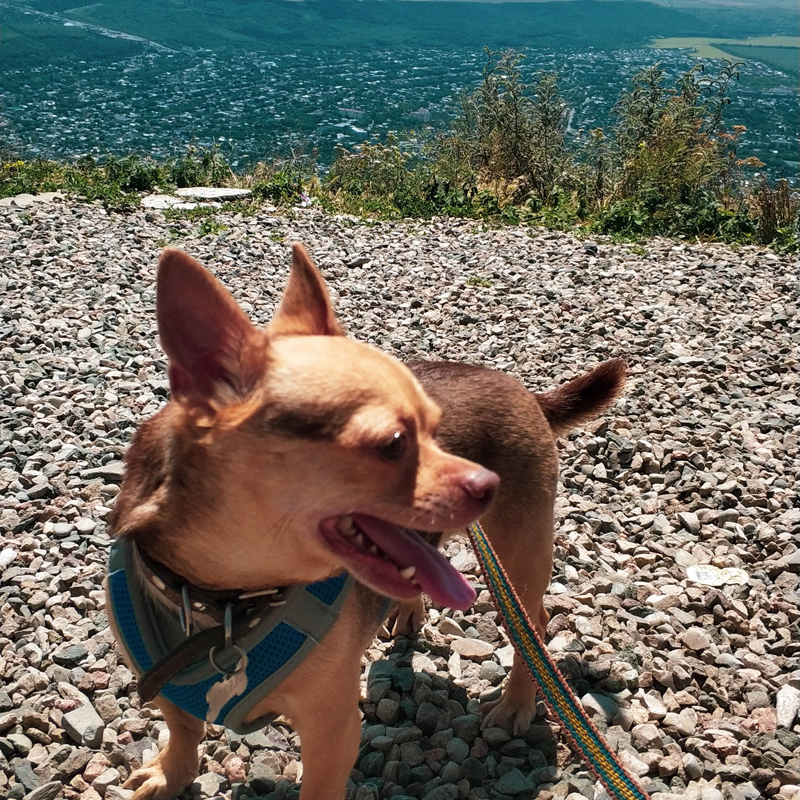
208;643;247;677
208;603;245;676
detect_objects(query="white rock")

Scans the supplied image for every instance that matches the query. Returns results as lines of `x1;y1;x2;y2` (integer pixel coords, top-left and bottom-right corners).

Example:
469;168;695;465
173;187;251;200
496;644;515;668
776;684;800;729
141;194;200;209
450;637;494;660
0;547;16;567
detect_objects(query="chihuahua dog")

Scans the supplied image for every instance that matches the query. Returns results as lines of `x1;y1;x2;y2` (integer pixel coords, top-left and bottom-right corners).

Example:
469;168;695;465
108;244;625;800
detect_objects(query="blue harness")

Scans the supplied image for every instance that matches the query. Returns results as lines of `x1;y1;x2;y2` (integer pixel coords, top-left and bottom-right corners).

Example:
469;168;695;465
107;538;354;733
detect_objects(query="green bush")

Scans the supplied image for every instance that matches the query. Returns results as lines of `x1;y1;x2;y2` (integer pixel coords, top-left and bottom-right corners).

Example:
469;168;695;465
426;49;569;205
251;171;301;204
169;144;232;187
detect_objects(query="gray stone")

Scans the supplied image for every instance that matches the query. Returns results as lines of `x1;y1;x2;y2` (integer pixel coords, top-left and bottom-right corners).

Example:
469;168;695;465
415;701;440;734
677;511;701;533
360;751;385;778
399;741;426;767
80;461;125;482
7;733;33;756
460;757;487;784
247;761;278;794
445;737;469;764
581;693;618;722
57;747;93;779
92;767;121;794
191;771;226;796
631;723;664;750
481;726;511;747
451;715;481;743
494;768;532;795
14;762;41;792
376;698;401;725
9;193;37;208
105;789;135;800
439;761;461;784
681;753;703;780
22;783;62;800
62;704;105;747
53;643;88;667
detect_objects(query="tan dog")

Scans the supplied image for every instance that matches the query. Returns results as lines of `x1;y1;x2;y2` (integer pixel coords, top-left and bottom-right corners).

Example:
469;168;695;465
108;244;625;800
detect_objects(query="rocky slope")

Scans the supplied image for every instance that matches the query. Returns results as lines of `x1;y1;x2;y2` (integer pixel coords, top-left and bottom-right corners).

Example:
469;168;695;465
0;197;798;800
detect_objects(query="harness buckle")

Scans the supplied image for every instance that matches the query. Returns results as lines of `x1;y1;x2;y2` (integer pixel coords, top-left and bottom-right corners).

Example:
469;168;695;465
179;585;193;637
239;586;281;600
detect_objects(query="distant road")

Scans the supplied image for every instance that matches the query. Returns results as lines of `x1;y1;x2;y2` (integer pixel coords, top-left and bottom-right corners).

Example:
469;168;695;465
6;0;175;51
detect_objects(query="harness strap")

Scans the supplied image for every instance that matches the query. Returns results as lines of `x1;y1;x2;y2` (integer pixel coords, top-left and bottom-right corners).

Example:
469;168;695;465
468;521;650;800
139;623;234;703
108;537;354;732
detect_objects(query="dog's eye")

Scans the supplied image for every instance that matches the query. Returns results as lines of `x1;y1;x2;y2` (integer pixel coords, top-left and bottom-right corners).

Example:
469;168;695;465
377;431;406;461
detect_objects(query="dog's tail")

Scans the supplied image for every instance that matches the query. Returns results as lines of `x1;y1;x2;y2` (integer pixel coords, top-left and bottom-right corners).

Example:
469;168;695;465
535;359;627;437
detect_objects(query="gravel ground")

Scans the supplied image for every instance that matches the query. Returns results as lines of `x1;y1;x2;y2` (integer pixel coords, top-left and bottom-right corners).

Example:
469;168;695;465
0;197;798;800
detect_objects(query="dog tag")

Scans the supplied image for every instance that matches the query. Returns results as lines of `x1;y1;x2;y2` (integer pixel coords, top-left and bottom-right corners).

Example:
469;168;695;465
206;655;249;723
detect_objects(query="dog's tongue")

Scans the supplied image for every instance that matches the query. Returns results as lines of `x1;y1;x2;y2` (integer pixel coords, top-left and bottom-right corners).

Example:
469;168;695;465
352;514;476;610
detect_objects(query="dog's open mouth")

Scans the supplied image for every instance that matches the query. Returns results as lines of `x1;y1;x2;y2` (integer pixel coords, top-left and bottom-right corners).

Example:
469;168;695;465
319;513;476;610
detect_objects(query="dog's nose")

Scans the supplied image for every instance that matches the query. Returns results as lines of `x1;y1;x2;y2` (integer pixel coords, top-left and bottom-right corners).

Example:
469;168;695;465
463;468;499;507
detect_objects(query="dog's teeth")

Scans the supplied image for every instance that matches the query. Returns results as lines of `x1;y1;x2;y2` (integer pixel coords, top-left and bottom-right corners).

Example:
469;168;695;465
337;515;356;536
367;545;379;555
399;566;416;580
353;533;365;546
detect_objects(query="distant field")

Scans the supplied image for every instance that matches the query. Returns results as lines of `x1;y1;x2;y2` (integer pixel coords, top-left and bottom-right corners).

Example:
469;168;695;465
652;36;800;76
717;44;800;74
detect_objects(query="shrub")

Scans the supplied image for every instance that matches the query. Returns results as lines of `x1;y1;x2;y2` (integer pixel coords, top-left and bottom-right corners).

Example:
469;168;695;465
251;171;302;204
747;177;799;250
169;144;233;187
429;49;569;204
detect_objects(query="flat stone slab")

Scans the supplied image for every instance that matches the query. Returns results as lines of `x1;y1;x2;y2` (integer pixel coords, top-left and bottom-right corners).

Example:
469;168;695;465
173;186;251;200
141;194;200;210
0;192;64;208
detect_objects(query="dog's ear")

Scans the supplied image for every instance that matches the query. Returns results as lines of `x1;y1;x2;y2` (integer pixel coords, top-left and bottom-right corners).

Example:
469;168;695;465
267;243;345;337
157;249;266;406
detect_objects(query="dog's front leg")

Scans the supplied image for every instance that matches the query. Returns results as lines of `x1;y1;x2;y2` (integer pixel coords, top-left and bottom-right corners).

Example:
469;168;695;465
387;595;426;636
293;680;362;800
124;698;205;800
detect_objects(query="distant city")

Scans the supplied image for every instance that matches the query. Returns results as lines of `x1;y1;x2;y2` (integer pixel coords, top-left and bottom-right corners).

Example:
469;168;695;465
2;45;797;180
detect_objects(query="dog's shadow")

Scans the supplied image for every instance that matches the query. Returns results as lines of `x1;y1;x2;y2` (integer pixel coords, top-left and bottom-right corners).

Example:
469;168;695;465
348;634;560;800
227;634;559;800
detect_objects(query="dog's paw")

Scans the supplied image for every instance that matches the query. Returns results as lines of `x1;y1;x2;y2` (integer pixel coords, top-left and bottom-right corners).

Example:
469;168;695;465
124;760;194;800
479;694;536;736
386;596;426;637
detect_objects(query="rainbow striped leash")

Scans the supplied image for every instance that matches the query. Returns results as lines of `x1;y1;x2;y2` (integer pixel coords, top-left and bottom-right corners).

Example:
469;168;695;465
468;521;651;800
